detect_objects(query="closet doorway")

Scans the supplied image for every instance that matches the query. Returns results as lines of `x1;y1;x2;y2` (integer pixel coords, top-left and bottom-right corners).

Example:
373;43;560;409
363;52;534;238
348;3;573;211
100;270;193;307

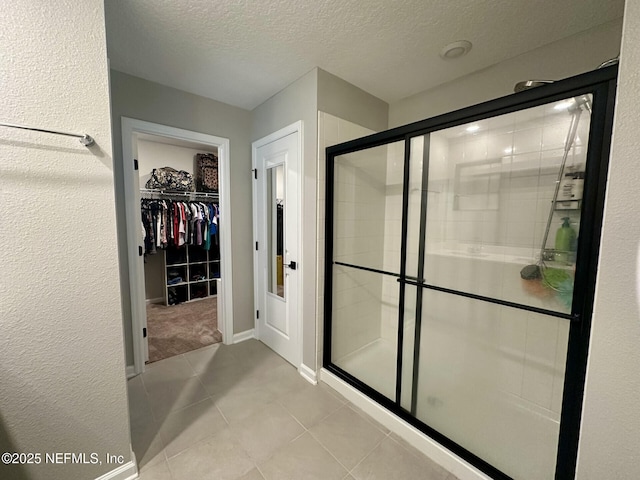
122;118;234;375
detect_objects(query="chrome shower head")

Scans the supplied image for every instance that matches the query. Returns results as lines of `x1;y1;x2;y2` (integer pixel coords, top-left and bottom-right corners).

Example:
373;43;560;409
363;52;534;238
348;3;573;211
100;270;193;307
513;80;554;93
598;56;619;69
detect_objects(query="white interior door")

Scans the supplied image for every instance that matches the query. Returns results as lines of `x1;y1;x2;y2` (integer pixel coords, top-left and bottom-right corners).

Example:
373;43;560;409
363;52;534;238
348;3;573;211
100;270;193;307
253;127;301;367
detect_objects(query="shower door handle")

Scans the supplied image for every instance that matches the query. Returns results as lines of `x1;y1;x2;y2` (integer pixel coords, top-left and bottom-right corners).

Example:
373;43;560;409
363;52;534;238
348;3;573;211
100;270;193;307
284;261;297;270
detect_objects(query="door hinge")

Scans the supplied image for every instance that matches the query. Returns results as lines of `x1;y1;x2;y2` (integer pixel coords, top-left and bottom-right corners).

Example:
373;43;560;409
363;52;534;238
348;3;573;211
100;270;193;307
138;246;143;256
134;159;139;170
255;241;258;251
256;310;260;319
143;327;147;338
253;168;257;180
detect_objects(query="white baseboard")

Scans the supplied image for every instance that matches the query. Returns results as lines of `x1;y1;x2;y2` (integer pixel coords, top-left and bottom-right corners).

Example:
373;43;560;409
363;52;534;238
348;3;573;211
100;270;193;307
298;363;318;385
125;365;136;379
145;297;163;305
319;369;490;480
94;451;137;480
233;329;255;344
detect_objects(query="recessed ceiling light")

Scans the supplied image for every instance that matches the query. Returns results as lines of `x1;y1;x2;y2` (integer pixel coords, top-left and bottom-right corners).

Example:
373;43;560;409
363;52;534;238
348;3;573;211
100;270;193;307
554;100;575;111
466;125;480;133
440;40;473;60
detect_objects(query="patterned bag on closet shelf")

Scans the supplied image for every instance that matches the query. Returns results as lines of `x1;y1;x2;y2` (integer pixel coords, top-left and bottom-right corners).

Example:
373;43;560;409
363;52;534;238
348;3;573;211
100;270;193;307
196;153;219;193
145;167;194;192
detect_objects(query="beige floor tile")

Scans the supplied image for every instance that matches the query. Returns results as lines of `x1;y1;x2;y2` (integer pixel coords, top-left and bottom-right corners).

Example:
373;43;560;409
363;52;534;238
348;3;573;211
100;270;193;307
146;376;210;421
167;428;254;480
131;414;166;470
143;355;196;386
128;375;153;422
137;459;173;480
351;436;450;480
213;381;277;424
229;402;304;462
238;468;265;480
258;432;347;480
229;339;272;359
309;405;387;470
199;360;259;397
160;398;228;458
241;348;289;376
185;343;238;375
264;363;312;399
279;384;343;428
129;340;454;480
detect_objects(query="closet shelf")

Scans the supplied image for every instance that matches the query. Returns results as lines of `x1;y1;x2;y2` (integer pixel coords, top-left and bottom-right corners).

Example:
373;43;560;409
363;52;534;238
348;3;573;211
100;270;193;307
140;188;219;200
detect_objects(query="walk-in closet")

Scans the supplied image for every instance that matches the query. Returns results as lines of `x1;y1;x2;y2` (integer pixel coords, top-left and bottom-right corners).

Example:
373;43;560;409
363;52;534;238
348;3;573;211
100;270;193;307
136;134;224;363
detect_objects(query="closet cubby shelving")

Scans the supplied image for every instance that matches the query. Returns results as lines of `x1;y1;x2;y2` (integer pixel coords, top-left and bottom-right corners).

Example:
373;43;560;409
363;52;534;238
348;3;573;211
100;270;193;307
165;244;220;306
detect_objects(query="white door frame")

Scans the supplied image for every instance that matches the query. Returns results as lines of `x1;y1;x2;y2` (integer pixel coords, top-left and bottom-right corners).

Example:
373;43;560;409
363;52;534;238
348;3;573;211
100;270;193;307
121;117;234;375
252;121;304;369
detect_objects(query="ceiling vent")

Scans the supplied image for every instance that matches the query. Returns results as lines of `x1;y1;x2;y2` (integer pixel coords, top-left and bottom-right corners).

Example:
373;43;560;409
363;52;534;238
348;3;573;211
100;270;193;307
439;40;473;60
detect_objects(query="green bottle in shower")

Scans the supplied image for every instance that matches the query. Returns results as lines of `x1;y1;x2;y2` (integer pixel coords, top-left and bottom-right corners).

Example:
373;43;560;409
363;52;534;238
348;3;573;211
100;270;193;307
555;217;577;263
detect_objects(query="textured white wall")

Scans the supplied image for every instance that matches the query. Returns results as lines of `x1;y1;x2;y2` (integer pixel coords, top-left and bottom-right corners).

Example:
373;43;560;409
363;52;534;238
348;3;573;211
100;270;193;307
0;1;131;480
576;0;640;477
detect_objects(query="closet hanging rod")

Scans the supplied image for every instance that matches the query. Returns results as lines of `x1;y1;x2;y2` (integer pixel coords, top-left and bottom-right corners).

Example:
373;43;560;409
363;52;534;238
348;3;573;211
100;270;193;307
0;122;94;147
140;188;219;199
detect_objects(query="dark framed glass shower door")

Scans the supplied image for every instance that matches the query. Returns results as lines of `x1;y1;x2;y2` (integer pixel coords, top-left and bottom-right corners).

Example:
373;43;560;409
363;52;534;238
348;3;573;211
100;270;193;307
324;66;616;480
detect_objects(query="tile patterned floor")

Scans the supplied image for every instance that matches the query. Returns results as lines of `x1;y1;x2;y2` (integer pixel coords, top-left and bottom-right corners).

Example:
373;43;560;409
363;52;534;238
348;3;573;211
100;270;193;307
127;339;458;480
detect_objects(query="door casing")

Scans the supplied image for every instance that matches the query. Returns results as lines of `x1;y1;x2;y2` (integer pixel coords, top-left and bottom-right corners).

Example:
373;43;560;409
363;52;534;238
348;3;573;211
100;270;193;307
121;117;234;376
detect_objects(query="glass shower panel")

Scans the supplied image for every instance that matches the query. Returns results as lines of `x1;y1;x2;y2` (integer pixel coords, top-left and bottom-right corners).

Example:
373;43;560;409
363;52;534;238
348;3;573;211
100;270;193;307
333;141;404;274
420;95;592;315
331;141;405;401
331;264;398;400
412;288;569;479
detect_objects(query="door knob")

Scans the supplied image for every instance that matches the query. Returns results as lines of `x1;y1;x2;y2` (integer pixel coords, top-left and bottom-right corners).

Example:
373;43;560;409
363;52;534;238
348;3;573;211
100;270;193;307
284;261;297;270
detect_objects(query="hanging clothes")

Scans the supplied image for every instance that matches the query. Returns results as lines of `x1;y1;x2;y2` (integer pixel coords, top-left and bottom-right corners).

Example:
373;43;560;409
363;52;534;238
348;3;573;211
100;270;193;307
140;198;220;255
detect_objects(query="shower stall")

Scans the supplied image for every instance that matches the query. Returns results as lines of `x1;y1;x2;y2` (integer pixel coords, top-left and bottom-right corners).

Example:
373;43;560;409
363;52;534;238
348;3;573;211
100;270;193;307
323;66;617;480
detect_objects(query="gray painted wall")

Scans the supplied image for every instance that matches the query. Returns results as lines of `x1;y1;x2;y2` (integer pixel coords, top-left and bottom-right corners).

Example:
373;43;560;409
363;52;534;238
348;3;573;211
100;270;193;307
317;68;389;132
0;2;131;479
252;68;388;371
252;69;319;369
389;19;623;127
109;71;253;365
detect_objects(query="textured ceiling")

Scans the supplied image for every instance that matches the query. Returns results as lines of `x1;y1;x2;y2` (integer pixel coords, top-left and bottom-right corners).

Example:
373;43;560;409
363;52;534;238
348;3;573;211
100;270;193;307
104;0;624;110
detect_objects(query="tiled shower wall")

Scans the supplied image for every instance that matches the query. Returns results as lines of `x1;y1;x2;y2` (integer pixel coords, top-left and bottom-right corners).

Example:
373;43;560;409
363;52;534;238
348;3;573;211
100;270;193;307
316;112;377;368
377;105;588;416
428;107;588;253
